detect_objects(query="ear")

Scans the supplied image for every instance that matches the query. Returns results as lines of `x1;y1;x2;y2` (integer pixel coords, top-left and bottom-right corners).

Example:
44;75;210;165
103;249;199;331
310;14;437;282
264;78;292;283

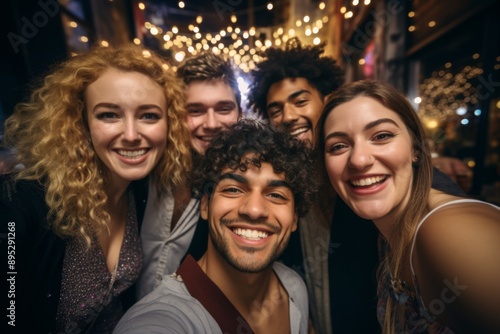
200;194;209;220
291;212;298;232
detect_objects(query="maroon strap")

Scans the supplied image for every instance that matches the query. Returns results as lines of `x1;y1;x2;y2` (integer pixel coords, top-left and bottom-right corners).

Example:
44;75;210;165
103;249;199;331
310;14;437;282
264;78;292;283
176;255;255;334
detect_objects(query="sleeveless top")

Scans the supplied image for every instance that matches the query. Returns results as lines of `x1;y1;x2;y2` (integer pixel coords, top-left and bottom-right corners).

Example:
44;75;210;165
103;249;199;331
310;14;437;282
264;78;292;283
378;199;499;333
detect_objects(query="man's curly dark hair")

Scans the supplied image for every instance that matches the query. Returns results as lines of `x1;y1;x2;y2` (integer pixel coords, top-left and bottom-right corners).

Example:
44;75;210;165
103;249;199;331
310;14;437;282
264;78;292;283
247;37;344;118
192;119;318;216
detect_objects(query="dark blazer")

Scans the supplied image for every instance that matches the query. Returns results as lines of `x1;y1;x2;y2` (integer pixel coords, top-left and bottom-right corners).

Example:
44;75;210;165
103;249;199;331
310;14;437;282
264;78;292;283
0;174;148;334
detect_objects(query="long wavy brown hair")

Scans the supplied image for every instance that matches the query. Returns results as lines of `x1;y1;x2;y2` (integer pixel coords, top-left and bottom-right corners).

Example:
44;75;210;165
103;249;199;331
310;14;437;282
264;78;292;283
317;80;433;333
3;44;192;244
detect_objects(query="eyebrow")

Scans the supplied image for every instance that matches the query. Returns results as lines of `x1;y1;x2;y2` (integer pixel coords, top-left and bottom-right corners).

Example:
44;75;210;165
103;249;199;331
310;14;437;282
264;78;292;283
324;118;400;140
266;89;311;110
92;103;163;112
187;100;236;108
218;172;292;189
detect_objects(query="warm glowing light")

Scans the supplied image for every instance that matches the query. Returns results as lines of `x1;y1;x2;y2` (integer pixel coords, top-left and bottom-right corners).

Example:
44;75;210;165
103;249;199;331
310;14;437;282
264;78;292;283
428;21;436;27
172;26;178;34
408;11;415;18
313;37;321;45
145;22;152;29
220;30;226;37
296;20;302;27
277;27;283;35
138;2;145;10
174;51;185;62
150;27;159;35
313;27;319;34
231;15;237;23
319;2;326;10
358;58;366;65
193;26;199;33
69;21;77;28
353;0;359;5
80;36;88;42
243;31;249;39
425;119;439;129
133;38;141;45
178;1;185;8
288;28;296;36
142;50;152;58
265;39;272;47
304;16;310;23
414;97;422;104
408;26;415;32
364;0;371;4
340;6;347;13
467;160;475;168
472;53;480;59
267;3;273;10
249;27;256;36
305;29;311;36
100;40;109;47
196;16;203;24
345;11;353;19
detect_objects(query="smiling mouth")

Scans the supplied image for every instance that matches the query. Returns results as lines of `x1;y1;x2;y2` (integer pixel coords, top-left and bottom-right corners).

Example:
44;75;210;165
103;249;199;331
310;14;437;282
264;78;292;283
197;136;214;142
289;126;309;137
117;149;148;159
350;175;387;187
232;227;270;240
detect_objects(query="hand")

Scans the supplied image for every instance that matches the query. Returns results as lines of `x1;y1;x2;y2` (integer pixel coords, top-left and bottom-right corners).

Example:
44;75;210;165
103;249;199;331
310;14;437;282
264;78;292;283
432;156;472;192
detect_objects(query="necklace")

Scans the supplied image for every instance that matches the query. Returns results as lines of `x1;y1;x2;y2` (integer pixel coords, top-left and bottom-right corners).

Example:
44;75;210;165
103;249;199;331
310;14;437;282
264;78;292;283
389;274;416;304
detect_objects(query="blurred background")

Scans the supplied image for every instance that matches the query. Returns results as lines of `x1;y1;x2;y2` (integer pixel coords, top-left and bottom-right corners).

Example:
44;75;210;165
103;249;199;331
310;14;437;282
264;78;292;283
1;0;499;202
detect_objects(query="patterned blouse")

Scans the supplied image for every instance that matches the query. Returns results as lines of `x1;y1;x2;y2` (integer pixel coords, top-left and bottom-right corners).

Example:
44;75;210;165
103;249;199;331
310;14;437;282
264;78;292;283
56;192;142;333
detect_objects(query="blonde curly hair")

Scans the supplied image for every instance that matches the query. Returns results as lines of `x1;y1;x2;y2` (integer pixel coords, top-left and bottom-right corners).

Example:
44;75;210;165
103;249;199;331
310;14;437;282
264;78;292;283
3;44;192;244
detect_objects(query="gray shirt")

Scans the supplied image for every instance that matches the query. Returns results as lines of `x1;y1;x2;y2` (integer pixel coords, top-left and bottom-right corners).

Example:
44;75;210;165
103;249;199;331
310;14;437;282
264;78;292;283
136;182;200;300
115;262;309;333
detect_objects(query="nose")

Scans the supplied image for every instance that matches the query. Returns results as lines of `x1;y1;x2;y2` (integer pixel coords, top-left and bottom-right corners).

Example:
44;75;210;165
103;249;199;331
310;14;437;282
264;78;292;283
348;142;374;170
239;192;269;221
202;109;222;131
282;103;299;125
122;118;141;142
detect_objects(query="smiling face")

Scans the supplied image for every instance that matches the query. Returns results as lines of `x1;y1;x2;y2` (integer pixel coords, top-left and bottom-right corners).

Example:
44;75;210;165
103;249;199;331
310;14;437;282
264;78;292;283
322;96;415;227
266;77;325;148
201;161;298;273
186;80;240;154
86;68;167;188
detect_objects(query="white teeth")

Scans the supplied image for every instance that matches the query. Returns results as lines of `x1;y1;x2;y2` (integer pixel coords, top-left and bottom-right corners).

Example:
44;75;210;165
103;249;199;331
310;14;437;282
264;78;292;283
118;149;147;158
350;176;386;187
290;127;308;136
232;228;269;240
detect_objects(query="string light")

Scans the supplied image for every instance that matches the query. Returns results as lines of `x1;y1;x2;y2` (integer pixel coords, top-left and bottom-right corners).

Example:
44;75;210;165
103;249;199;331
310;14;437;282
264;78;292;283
139;3;330;72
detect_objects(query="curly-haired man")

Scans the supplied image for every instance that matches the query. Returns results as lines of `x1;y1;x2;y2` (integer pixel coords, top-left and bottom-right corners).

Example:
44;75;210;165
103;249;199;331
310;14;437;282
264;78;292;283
115;120;317;333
